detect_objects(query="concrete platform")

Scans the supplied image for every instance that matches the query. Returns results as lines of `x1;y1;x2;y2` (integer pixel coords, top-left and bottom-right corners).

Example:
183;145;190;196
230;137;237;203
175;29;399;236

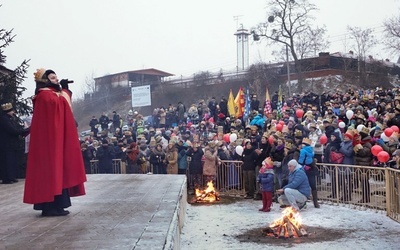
0;174;187;250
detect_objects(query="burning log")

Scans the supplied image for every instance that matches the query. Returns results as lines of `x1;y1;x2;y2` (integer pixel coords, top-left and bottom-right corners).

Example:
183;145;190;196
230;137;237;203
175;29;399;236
286;221;295;238
195;181;220;203
264;207;308;239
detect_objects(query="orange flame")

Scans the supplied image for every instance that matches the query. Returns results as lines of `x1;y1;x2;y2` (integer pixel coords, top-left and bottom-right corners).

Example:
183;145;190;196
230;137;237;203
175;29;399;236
266;207;305;238
195;181;220;202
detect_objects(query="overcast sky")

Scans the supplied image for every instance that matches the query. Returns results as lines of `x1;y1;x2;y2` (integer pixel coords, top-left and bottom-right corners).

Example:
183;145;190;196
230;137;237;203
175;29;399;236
1;0;399;98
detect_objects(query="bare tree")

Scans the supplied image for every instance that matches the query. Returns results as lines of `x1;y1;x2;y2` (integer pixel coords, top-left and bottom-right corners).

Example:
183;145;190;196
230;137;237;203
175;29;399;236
252;0;327;92
193;71;211;86
347;26;378;87
383;13;400;57
295;26;329;59
83;72;96;94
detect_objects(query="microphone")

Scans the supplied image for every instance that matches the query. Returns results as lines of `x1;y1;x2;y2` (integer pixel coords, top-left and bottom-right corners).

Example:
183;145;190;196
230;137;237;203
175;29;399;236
67;80;74;84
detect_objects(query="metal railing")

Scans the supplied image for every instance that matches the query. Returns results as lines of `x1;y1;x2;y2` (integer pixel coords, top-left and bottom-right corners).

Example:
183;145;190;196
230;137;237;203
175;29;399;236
89;159;125;174
315;163;400;223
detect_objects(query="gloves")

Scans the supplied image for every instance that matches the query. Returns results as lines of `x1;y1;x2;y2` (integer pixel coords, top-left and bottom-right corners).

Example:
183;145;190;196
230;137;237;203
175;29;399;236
353;144;363;153
60;79;70;89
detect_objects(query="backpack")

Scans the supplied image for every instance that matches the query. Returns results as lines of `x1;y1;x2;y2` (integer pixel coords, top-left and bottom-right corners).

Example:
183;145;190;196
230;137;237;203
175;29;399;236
330;151;344;164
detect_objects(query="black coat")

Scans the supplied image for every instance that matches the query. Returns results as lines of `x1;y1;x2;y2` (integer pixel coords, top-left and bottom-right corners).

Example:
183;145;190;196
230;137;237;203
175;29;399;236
241;148;258;171
0;113;29;151
255;142;272;167
186;147;204;174
89;118;99;129
96;145;116;173
324;138;342;164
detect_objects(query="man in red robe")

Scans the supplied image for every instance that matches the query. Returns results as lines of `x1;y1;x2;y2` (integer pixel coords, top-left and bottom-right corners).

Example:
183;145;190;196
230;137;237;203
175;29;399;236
24;68;86;216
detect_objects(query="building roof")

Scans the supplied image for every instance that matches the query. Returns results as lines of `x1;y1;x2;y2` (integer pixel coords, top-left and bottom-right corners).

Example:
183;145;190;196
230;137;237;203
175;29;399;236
95;68;174;80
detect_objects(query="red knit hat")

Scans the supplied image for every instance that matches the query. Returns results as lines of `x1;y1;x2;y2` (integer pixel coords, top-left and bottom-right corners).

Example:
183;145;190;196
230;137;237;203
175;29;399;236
344;132;353;140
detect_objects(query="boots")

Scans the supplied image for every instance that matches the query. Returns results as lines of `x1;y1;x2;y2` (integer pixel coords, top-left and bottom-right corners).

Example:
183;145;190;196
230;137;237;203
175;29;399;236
312;190;320;208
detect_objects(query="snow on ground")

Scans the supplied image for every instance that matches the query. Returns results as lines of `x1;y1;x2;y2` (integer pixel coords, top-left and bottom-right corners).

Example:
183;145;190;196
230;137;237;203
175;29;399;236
180;198;400;250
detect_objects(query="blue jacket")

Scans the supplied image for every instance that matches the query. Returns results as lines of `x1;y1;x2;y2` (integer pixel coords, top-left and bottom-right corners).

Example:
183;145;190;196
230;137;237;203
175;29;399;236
283;165;311;197
250;114;266;128
257;169;274;192
339;140;354;165
178;149;188;170
298;145;314;166
338;140;354;174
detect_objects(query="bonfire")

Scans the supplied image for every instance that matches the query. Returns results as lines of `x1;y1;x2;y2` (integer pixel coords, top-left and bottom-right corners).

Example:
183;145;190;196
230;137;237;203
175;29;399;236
263;207;308;238
195;181;220;203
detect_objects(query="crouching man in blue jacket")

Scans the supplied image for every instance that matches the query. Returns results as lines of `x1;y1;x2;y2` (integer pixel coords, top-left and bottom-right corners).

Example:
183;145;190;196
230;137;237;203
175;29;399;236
276;159;310;211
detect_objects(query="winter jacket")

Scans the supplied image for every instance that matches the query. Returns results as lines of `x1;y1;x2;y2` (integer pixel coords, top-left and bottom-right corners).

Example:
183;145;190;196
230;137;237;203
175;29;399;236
150;148;166;168
354;137;373;166
178;149;188;170
255;142;273;167
186;147;204;174
338;140;354;174
203;147;218;176
241;148;258;171
249;114;266;129
298;145;315;166
257;168;274;192
283;165;311;198
0;113;29;151
324;137;342;164
217;148;229;160
281;148;300;187
270;144;285;173
339;140;354;165
270;144;285;162
165;146;178;174
97;144;116;173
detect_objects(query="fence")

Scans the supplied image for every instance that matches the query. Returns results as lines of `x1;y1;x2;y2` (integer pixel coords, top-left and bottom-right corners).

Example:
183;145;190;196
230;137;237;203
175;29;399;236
315;163;400;223
89;159;125;174
185;160;246;196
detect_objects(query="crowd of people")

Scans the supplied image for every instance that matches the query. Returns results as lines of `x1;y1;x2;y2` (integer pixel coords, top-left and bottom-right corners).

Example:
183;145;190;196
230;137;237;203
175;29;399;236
78;86;400;212
3;80;400;214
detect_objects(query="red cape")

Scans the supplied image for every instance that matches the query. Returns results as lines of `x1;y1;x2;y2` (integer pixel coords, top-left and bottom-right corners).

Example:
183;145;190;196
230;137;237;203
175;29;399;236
24;87;86;204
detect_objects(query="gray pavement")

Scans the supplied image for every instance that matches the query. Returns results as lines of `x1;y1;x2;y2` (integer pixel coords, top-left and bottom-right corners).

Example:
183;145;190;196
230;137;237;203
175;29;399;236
0;174;187;250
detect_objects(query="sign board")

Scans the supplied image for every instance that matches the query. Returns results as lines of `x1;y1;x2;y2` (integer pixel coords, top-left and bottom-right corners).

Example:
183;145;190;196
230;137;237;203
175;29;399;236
131;85;151;107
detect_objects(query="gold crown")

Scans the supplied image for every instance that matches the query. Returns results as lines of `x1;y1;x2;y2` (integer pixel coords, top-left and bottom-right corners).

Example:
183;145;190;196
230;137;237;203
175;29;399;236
275;131;283;138
295;130;303;137
285;141;293;149
302;137;312;145
360;126;370;135
34;68;47;83
1;103;13;111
